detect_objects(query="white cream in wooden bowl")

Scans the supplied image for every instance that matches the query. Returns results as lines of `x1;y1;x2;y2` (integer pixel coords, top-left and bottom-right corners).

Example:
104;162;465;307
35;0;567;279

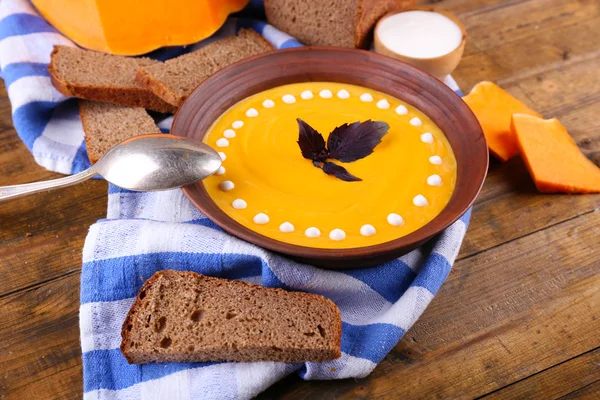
374;9;466;80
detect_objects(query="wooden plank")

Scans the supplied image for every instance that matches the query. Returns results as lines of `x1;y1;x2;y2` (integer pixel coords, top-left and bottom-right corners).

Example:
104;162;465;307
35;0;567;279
482;348;600;399
463;188;600;258
459;0;599;53
510;58;600;118
0;125;107;298
0;273;82;400
405;209;600;353
0;79;107;297
559;381;600;400
0;98;12;131
457;16;600;90
260;210;600;398
0;128;59;184
0;176;107;298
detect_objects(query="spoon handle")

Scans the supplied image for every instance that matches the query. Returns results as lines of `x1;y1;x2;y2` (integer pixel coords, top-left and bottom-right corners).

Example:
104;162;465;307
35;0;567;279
0;168;97;202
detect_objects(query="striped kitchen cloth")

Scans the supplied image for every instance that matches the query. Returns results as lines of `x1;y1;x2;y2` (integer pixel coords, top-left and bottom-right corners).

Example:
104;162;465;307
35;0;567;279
0;0;470;399
82;188;470;399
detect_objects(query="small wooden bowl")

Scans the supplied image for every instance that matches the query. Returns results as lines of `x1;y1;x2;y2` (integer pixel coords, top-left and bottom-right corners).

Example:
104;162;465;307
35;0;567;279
171;47;487;269
374;7;467;80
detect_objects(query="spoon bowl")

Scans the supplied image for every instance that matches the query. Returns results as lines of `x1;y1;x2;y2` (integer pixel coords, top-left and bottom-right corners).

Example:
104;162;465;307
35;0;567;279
0;134;222;202
98;134;222;191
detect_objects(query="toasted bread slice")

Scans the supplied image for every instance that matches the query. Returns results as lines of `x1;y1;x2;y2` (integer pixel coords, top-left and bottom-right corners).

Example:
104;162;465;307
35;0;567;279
79;100;160;164
121;270;342;364
49;46;177;113
135;29;274;107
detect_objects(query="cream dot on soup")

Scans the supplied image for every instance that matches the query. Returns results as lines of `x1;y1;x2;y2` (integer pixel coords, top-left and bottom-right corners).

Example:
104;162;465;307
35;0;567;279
421;132;434;143
262;99;275;108
305;227;321;238
232;121;244;129
319;89;333;98
377;99;390;109
224;129;236;138
246;108;259;117
253;213;269;224
329;229;346;241
360;224;376;236
282;94;296;104
232;199;247;209
395;105;408;115
216;138;229;147
410;117;422;126
279;222;294;232
413;194;428;207
215;166;226;175
337;89;350;99
387;213;404;226
301;90;313;100
427;175;443;186
430;155;443;165
360;93;374;102
219;181;234;191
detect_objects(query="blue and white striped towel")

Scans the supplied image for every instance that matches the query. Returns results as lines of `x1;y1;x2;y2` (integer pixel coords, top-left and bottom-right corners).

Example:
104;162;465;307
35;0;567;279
0;1;470;399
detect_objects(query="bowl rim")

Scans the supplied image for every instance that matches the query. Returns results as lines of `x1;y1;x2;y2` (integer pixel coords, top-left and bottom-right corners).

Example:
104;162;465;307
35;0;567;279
172;46;488;264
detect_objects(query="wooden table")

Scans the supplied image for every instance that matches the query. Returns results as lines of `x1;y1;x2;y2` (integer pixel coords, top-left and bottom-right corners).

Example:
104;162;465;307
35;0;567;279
1;0;599;398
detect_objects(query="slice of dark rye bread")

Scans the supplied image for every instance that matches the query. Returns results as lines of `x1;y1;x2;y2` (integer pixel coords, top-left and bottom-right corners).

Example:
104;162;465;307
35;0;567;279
265;0;415;48
79;101;160;164
120;270;342;364
49;46;177;113
135;29;275;108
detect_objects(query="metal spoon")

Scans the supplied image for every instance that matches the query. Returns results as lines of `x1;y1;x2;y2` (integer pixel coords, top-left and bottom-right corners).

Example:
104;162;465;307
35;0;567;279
0;134;222;202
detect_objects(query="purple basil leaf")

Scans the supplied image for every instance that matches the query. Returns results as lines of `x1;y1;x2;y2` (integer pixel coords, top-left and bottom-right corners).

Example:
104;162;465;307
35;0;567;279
322;161;362;182
297;118;326;160
327;120;390;162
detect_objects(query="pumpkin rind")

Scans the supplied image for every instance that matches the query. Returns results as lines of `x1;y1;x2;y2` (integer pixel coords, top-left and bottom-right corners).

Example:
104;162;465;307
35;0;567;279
32;0;250;55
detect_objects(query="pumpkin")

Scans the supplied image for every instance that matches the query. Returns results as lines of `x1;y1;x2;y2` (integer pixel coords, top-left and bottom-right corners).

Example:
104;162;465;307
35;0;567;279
32;0;250;56
511;114;600;193
463;81;541;162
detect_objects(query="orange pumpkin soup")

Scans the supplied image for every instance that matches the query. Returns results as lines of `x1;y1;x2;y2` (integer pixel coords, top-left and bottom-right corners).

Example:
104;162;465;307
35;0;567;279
203;82;456;249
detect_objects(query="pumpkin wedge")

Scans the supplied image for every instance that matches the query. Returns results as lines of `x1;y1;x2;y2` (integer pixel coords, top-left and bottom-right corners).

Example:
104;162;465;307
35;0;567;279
32;0;249;55
463;81;541;162
511;114;600;193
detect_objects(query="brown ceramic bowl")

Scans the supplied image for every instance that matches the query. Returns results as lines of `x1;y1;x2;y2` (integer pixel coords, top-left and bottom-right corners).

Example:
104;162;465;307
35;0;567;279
171;47;487;269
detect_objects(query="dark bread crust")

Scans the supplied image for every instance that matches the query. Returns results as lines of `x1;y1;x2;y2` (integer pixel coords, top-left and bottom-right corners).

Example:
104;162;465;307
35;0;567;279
264;0;415;48
121;270;342;364
134;29;275;108
48;46;177;113
134;68;182;108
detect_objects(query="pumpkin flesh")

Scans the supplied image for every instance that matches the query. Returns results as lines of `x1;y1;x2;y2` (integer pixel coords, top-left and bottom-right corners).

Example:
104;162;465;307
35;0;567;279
463;81;540;162
511;114;600;193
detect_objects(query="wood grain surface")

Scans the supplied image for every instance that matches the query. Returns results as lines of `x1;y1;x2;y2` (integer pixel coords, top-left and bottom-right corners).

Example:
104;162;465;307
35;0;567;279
1;0;599;398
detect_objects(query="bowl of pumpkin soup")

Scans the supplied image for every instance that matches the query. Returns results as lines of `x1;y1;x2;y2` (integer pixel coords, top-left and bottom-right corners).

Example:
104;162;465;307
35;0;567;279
171;47;487;268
